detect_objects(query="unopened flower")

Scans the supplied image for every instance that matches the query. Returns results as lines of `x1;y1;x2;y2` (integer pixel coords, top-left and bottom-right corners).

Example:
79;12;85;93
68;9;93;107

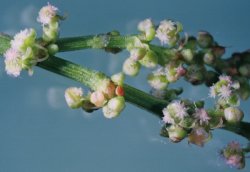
65;87;84;109
130;48;146;61
90;91;107;107
103;96;125;119
147;73;168;90
123;58;141;76
193;108;210;125
188;127;211;147
156;20;182;46
37;3;58;25
167;125;187;143
111;72;125;86
224;107;244;123
197;31;214;48
139;50;158;68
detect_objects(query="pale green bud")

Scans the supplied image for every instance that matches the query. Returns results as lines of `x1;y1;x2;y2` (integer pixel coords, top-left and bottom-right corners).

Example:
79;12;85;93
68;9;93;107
47;43;59;55
139;51;158;68
123;58;141;76
203;51;215;65
107;96;125;113
130;48;146;61
181;49;193;62
65;87;84;109
102;105;119;119
111;72;125;86
224;107;244;123
167;125;187;143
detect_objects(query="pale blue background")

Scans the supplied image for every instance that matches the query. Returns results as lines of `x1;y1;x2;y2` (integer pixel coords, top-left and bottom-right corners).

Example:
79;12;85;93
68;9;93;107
0;0;250;172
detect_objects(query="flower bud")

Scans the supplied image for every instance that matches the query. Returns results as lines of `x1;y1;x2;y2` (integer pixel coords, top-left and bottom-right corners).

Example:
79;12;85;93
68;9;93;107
90;91;107;107
167;125;187;143
224;107;244;123
139;51;158;68
147;73;168;90
181;49;193;62
111;72;125;86
130;48;146;61
138;18;155;41
102;96;125;119
197;31;213;48
203;51;215;65
107;96;125;113
227;94;240;106
115;86;125;96
64;87;84;109
47;43;59;55
123;58;141;76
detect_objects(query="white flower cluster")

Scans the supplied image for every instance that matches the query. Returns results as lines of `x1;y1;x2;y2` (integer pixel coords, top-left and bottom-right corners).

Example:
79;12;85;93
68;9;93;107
4;28;37;77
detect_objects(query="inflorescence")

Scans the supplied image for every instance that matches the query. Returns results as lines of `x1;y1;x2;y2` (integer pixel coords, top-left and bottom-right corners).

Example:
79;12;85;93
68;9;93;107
1;3;249;170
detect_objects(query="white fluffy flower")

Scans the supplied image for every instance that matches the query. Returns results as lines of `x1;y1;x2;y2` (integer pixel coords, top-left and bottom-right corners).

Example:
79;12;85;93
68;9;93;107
219;85;232;99
168;101;188;120
37;3;58;25
194;108;210;125
4;48;22;77
10;28;36;52
156;20;176;45
162;109;174;124
209;85;216;98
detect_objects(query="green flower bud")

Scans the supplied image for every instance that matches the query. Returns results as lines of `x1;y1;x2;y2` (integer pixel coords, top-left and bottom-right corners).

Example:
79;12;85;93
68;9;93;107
139;51;158;68
224;107;244;123
123;58;141;76
197;31;214;48
65;87;84;109
130;48;147;61
145;27;156;41
47;43;59;55
203;51;215;65
181;49;193;62
90;91;107;107
167;125;187;143
111;72;125;86
103;96;125;118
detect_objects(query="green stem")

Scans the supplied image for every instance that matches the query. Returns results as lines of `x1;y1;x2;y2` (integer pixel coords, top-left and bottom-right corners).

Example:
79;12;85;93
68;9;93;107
0;33;250;140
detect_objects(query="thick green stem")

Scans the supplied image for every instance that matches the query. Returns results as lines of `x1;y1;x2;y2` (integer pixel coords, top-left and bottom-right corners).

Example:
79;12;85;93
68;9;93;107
0;33;250;140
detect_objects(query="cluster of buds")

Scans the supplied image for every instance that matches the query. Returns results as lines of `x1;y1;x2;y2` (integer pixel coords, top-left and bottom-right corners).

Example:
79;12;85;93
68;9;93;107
37;3;61;43
4;28;48;77
65;73;126;119
123;38;158;76
147;63;186;90
220;141;246;169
